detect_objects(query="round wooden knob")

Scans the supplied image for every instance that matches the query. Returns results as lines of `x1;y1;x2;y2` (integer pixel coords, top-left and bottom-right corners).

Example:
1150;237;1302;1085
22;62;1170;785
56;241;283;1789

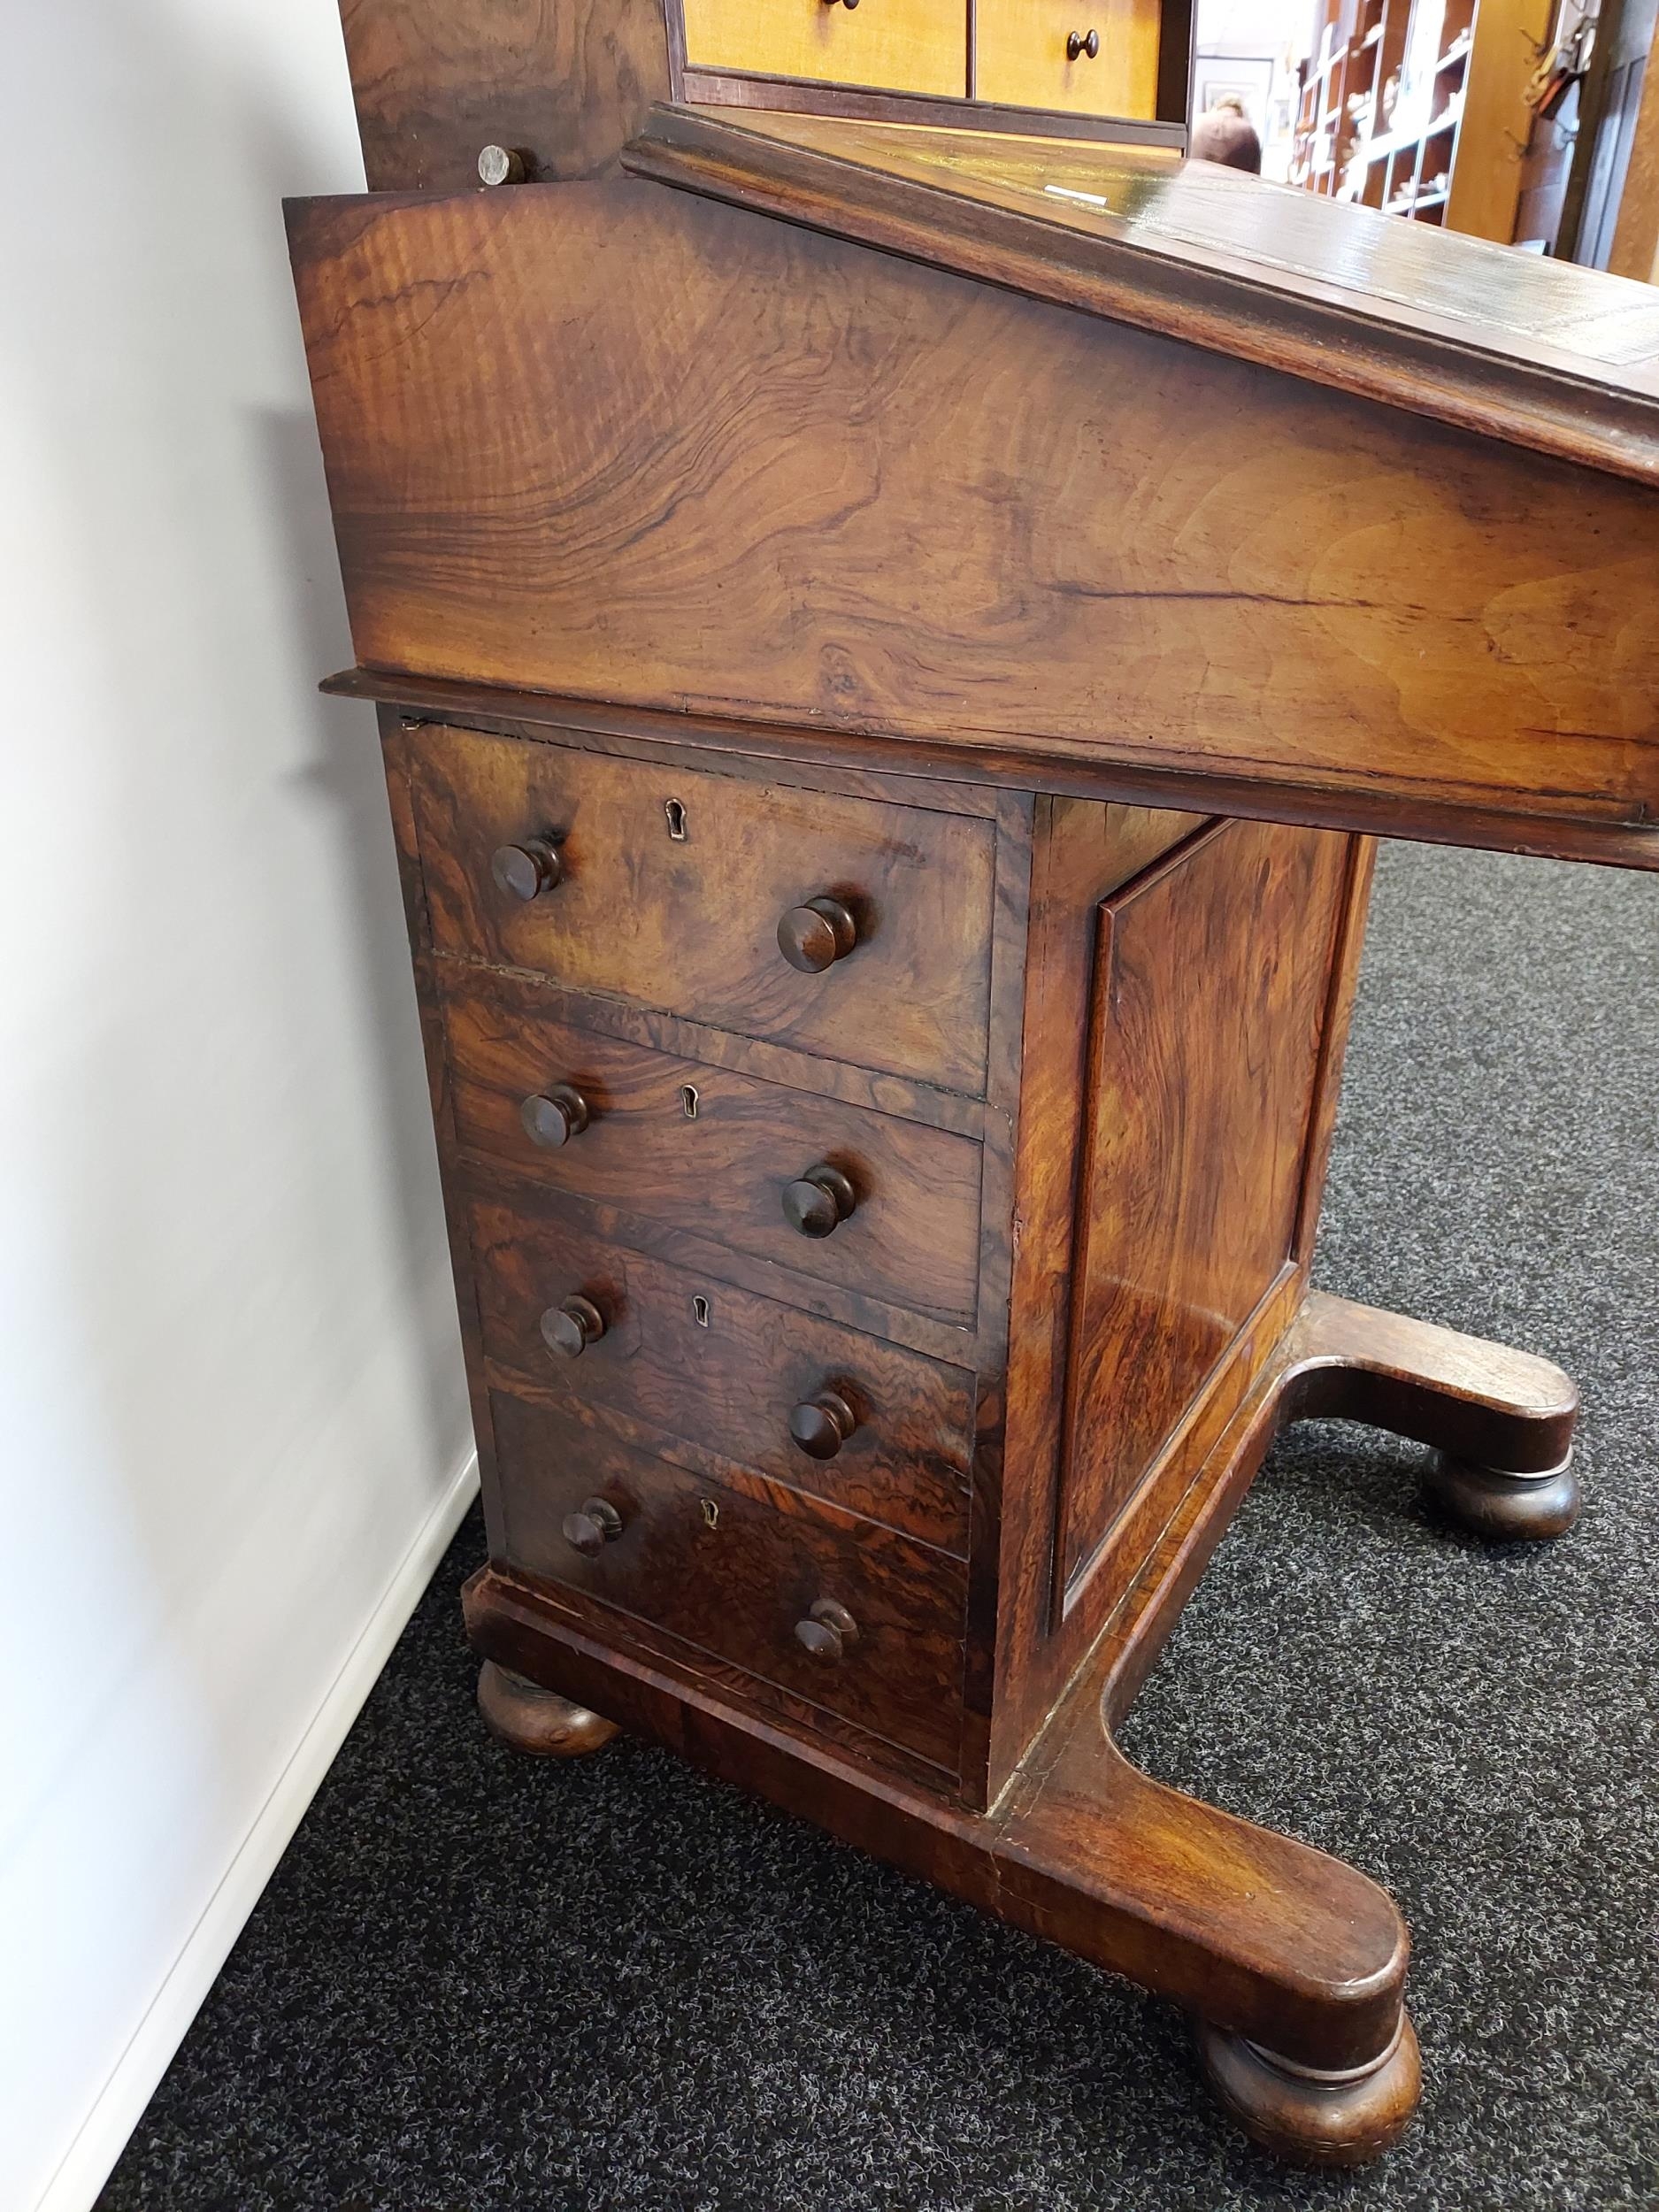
781;1164;856;1239
478;144;528;186
541;1294;606;1359
519;1083;590;1148
491;839;563;901
788;1391;857;1460
1067;27;1100;58
795;1597;859;1660
561;1495;623;1556
777;895;857;973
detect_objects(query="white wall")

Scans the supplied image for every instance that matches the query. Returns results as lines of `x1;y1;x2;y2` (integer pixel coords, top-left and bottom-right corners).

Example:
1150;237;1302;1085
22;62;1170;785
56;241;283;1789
0;6;477;2206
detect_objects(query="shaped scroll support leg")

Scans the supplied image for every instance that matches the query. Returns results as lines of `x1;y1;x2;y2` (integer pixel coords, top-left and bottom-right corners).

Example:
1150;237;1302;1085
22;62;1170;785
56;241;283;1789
995;1708;1419;2165
1283;1292;1581;1540
477;1659;619;1757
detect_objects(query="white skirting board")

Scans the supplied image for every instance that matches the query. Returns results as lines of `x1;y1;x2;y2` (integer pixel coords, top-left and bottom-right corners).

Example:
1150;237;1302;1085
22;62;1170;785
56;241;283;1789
33;1452;481;2212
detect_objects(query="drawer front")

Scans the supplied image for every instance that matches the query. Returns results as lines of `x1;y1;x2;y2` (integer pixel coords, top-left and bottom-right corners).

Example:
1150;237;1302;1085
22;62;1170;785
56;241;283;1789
492;1391;967;1770
973;0;1161;118
471;1193;975;1552
442;970;985;1327
409;725;995;1097
681;0;967;96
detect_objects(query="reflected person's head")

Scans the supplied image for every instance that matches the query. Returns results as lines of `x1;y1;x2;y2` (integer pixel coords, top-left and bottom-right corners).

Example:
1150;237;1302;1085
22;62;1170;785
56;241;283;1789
1190;96;1262;174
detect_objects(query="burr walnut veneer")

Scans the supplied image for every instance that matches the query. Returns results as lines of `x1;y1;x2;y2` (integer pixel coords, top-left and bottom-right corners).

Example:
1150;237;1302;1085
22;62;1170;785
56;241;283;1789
288;12;1656;2165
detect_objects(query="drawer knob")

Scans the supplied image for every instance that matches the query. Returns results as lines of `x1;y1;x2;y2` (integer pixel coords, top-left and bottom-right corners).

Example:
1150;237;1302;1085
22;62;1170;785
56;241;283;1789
491;839;563;901
789;1390;857;1460
1066;27;1100;58
477;143;530;186
561;1495;623;1556
778;895;857;974
782;1164;856;1239
795;1596;859;1660
541;1294;606;1359
520;1083;590;1148
822;0;861;11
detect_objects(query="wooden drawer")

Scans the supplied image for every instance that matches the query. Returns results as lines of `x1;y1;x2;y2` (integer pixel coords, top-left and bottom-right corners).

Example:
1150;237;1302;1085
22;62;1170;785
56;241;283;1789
441;968;985;1327
681;0;967;96
470;1191;975;1552
409;725;995;1097
491;1391;967;1771
973;0;1161;119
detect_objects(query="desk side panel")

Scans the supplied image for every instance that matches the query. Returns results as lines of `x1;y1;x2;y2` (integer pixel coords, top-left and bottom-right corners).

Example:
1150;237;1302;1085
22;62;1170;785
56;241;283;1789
287;179;1659;853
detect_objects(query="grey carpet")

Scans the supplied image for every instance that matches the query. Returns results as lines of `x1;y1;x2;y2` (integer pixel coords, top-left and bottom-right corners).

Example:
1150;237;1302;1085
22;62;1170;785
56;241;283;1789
98;841;1658;2211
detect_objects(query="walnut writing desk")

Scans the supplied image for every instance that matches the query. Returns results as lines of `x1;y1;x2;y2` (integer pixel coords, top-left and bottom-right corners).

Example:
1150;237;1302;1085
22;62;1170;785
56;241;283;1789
287;11;1659;2165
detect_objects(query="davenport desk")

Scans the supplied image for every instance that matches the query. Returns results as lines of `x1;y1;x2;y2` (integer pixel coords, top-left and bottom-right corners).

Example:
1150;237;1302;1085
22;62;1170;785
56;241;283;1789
287;4;1659;2166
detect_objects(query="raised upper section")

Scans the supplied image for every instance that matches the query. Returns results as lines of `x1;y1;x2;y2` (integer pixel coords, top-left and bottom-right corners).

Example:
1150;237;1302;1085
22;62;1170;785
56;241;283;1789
626;105;1659;488
335;0;1187;196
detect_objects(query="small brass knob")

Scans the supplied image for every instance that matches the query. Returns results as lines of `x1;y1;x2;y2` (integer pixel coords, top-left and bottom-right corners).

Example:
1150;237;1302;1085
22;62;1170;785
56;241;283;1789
541;1294;606;1359
478;144;529;186
789;1391;857;1460
781;1164;856;1239
520;1084;590;1148
795;1597;859;1659
491;839;563;901
1066;27;1100;58
561;1495;623;1556
778;895;857;974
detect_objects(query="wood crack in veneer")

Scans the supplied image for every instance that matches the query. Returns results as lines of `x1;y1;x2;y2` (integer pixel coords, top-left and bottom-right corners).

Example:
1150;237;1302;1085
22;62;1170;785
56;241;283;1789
288;5;1642;2162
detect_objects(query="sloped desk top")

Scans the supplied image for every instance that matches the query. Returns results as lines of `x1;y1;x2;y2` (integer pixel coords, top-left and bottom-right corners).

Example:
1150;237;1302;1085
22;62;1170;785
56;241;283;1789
626;107;1659;488
288;127;1659;866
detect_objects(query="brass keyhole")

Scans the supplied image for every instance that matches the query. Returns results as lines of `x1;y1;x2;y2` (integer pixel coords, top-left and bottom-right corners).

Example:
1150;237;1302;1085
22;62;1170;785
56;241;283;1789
700;1496;719;1530
680;1084;700;1119
664;798;688;841
693;1294;711;1328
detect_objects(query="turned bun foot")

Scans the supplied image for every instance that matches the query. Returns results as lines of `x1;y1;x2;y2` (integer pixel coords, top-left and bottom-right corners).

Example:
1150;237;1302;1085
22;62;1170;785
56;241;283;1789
477;1660;619;1757
1194;2012;1421;2167
1423;1449;1580;1541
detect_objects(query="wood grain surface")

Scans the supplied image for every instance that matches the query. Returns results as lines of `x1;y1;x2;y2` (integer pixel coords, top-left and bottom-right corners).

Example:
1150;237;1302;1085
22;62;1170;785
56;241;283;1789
974;0;1162;119
440;964;987;1325
470;1186;977;1549
338;0;671;188
1056;817;1348;1589
408;723;997;1094
491;1388;968;1769
288;180;1659;853
680;0;967;96
626;107;1659;478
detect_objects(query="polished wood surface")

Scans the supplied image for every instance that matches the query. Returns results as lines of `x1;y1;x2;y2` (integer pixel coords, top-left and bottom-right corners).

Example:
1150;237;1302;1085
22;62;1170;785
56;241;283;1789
974;0;1161;118
465;1282;1578;2154
470;1187;976;1549
439;967;987;1325
1057;818;1348;1592
286;47;1624;2151
337;0;670;188
626;108;1659;482
476;1659;620;1755
409;724;997;1093
332;666;1659;870
288;184;1659;860
680;0;967;95
491;1390;969;1770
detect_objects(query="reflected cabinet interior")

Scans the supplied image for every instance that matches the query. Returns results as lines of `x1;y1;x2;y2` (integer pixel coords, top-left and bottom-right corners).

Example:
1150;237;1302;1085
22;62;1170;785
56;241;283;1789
300;0;1659;2172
